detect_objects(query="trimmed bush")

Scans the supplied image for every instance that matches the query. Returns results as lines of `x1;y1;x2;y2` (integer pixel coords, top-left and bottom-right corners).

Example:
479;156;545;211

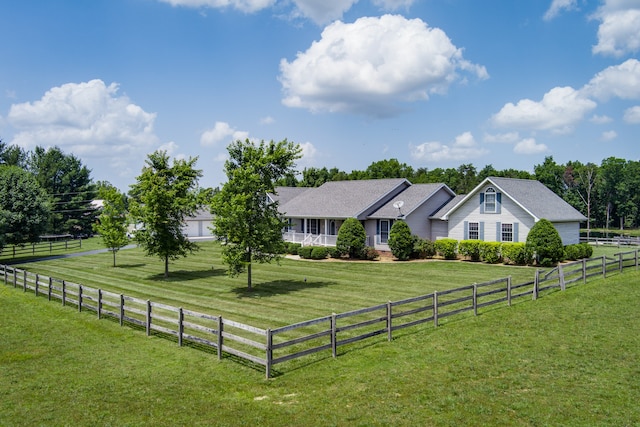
501;242;531;265
458;240;481;261
435;238;458;260
298;246;313;259
526;219;565;266
327;246;342;258
361;246;379;261
479;242;502;264
564;243;593;260
336;218;366;259
388;221;413;261
310;246;329;260
413;237;436;259
285;242;301;255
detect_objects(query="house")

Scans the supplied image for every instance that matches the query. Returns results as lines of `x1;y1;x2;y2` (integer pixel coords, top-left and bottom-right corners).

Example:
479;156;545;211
183;208;214;238
430;177;587;245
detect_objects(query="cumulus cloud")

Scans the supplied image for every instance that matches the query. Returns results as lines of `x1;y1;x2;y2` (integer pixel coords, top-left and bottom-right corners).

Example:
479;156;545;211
290;0;359;24
544;0;578;21
200;121;249;146
581;59;640;101
601;130;618;140
410;131;488;162
483;131;520;143
259;116;275;125
590;114;613;124
298;141;318;163
591;0;640;57
492;86;596;133
279;15;488;117
372;0;415;10
624;105;640;123
158;0;275;13
513;138;549;155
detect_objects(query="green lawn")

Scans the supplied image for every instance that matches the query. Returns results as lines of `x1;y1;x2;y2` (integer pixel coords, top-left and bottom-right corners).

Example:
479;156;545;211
2;267;639;426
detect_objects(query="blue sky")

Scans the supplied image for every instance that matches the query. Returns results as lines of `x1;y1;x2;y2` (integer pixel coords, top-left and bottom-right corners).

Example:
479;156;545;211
1;0;639;191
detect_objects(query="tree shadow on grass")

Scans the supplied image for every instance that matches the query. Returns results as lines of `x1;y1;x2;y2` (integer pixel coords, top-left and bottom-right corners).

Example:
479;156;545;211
231;279;336;298
147;267;227;282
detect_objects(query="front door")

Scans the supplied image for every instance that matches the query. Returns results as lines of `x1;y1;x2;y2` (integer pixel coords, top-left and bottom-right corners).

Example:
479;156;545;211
380;220;390;243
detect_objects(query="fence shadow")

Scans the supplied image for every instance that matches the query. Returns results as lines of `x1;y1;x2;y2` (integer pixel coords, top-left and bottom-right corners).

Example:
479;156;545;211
146;267;227;282
231;279;335;298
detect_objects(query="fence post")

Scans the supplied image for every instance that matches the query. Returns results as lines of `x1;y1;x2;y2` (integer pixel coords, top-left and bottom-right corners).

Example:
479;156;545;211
217;316;224;360
178;308;184;347
507;276;512;307
62;280;66;306
331;313;337;358
97;289;103;319
602;255;607;279
23;270;27;292
119;294;124;326
35;274;39;297
146;300;152;336
433;291;439;327
266;329;273;379
636;250;638;271
582;258;587;284
473;284;478;316
559;264;566;291
386;301;393;342
78;285;83;312
619;253;624;273
533;270;539;300
13;268;17;288
48;277;52;301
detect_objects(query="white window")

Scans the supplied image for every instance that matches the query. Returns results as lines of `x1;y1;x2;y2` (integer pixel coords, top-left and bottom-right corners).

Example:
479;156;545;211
380;220;390;243
469;222;479;240
502;223;513;242
484;187;496;213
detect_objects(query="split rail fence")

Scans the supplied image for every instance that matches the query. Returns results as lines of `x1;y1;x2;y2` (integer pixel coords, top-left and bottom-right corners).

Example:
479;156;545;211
2;250;638;378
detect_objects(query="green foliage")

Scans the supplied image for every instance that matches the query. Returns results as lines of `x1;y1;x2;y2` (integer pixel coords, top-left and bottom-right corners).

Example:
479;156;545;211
361;246;379;261
310;246;329;260
336;218;366;259
0;166;51;249
328;246;342;258
387;220;413;261
501;242;531;265
211;139;302;289
413;237;436;259
129;150;203;278
564;243;593;260
458;240;481;261
526;219;565;266
93;185;129;267
435;238;458;260
479;242;502;264
298;246;313;259
284;242;301;255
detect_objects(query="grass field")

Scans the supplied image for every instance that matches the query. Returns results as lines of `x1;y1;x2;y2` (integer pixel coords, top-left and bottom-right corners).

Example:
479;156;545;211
2;266;639;426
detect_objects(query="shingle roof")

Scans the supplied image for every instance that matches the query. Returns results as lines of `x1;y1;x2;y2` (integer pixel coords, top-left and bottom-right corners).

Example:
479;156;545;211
430;194;466;219
270;186;311;205
438;177;587;222
278;178;410;219
368;183;453;219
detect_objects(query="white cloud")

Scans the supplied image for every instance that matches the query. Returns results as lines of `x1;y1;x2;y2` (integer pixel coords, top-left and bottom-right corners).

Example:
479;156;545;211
279;15;488;117
372;0;415;10
590;114;613;124
544;0;578;21
601;130;618;140
290;0;359;25
200;121;249;146
591;0;640;57
158;0;275;13
298;141;318;163
259;116;275;125
483;131;520;143
158;140;180;156
492;86;596;133
624;105;640;122
581;59;640;101
410;131;488;162
513;138;548;155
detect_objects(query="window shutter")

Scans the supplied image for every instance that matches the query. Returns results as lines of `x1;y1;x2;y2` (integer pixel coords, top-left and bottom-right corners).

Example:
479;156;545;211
464;221;469;240
376;219;380;235
496;193;502;214
480;193;485;214
514;222;519;242
496;222;501;242
479;222;485;241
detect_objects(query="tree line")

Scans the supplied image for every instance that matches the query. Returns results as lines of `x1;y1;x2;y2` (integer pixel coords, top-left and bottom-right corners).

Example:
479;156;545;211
279;156;640;232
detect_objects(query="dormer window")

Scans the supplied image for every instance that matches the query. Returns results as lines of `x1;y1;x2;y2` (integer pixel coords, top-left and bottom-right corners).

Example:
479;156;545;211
484;187;496;213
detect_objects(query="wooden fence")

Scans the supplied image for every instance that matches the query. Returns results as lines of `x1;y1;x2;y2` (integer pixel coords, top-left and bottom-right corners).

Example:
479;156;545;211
0;239;82;258
2;250;638;378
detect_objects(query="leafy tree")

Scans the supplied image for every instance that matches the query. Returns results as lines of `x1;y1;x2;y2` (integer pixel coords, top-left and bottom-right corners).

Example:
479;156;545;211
0;141;28;168
28;146;97;236
129;151;203;278
534;156;566;197
211;139;302;290
365;158;414;180
336;218;367;259
0;166;51;249
387;220;413;261
526;219;564;266
93;185;129;267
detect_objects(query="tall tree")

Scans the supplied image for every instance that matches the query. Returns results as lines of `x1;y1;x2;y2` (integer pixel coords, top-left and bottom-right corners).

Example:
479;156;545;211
28;146;97;236
364;158;414;180
0;141;28;168
0;166;51;250
129;151;203;278
211;139;301;290
534;156;566;197
93;185;130;267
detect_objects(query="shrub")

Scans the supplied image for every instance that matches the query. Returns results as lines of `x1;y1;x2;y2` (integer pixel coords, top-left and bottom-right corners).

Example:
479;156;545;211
336;218;366;259
526;219;565;266
434;238;458;260
327;246;342;258
564;243;593;260
310;246;329;260
388;221;413;261
458;240;481;261
501;242;531;265
413;237;436;259
479;242;502;264
361;246;379;261
285;242;301;255
298;246;313;259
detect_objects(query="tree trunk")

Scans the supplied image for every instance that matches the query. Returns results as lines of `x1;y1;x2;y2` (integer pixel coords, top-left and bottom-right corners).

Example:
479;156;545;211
112;250;116;268
164;256;169;278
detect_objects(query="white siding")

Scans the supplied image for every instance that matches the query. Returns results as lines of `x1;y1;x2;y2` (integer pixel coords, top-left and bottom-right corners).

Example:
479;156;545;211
553;222;581;245
183;220;213;237
431;220;448;240
405;187;453;240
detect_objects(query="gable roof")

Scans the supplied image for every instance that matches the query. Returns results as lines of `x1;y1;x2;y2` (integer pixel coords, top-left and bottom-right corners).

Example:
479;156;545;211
368;183;455;219
270;186;311;205
437;177;587;222
430;194;466;219
278;178;410;219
